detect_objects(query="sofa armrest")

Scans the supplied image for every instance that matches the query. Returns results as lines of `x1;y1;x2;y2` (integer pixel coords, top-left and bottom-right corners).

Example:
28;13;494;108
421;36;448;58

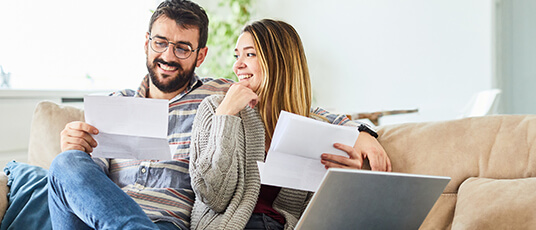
27;101;84;169
0;173;8;222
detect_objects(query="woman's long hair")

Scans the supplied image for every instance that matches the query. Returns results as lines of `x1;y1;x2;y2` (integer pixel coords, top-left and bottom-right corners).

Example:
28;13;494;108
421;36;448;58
243;19;312;139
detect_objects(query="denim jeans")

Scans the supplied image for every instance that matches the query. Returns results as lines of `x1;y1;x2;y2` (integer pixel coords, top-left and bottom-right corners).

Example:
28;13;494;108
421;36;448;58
244;213;284;230
48;150;180;230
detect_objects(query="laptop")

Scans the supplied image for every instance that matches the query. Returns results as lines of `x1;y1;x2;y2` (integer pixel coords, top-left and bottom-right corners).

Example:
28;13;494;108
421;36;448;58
295;168;450;230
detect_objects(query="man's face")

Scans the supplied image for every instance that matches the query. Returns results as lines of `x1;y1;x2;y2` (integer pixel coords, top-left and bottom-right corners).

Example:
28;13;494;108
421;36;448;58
145;16;207;94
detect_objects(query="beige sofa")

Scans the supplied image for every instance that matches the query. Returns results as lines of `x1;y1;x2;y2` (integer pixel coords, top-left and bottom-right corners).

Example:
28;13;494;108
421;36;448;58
1;100;536;229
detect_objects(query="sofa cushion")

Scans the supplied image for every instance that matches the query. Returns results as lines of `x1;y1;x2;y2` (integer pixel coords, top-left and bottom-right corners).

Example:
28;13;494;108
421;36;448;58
451;177;536;230
376;115;536;229
27;101;84;169
0;173;8;222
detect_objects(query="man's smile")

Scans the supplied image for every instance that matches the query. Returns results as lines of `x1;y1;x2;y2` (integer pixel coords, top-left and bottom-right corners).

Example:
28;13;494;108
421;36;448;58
158;62;179;72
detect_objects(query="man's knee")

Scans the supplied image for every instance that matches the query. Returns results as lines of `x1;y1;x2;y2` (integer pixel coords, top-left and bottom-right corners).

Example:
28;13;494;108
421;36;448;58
49;150;91;178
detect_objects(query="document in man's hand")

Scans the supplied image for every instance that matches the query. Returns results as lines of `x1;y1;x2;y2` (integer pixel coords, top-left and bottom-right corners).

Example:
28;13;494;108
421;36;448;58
84;95;174;160
258;111;359;192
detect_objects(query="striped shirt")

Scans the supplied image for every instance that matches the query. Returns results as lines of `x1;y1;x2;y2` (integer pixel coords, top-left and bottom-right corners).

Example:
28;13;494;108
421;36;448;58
93;74;231;230
93;74;370;229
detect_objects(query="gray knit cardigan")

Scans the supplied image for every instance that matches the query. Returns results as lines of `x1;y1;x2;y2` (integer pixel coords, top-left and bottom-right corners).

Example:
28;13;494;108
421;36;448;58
189;95;313;230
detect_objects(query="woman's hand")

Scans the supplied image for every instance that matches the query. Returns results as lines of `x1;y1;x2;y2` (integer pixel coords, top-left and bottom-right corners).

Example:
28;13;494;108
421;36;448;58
320;132;392;171
216;81;259;116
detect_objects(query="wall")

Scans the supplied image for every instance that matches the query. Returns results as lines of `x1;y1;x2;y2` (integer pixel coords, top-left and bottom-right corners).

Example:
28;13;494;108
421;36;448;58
496;0;536;114
198;0;495;125
0;0;157;91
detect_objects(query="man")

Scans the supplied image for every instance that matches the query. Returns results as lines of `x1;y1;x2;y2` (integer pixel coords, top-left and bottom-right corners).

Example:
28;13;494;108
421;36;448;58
48;0;391;229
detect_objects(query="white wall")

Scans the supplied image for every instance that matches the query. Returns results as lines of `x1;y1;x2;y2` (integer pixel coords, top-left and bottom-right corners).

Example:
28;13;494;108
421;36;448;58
0;0;496;125
197;0;494;125
0;0;159;90
496;0;536;114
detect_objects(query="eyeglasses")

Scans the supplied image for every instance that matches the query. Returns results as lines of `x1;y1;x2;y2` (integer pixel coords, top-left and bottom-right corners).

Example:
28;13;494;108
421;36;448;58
148;35;200;59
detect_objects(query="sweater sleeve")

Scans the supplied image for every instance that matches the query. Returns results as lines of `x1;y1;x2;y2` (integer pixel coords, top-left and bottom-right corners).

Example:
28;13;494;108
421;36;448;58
189;95;243;213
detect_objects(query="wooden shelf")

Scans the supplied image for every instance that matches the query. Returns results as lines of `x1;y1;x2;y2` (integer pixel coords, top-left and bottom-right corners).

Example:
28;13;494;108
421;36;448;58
348;109;419;126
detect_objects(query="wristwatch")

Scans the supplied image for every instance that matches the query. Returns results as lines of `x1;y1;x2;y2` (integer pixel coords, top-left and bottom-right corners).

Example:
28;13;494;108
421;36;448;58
358;124;378;138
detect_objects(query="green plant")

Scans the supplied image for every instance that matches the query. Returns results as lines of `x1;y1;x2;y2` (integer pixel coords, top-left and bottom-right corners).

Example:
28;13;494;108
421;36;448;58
199;0;254;81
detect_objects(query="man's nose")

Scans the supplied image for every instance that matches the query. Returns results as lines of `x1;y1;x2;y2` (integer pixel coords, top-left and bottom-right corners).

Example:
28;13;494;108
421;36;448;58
161;46;178;60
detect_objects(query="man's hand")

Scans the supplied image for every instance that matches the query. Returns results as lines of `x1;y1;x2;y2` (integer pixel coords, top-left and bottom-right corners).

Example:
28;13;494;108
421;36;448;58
320;132;392;172
60;121;99;154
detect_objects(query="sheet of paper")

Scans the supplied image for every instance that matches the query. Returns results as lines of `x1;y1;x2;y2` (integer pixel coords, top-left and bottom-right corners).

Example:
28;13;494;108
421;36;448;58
84;95;172;160
259;111;359;192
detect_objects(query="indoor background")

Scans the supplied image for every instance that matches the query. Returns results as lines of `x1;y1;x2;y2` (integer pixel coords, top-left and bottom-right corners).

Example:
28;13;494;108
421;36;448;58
0;0;534;162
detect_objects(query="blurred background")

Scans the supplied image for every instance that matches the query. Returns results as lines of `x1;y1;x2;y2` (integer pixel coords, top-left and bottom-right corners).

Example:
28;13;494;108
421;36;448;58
0;0;535;161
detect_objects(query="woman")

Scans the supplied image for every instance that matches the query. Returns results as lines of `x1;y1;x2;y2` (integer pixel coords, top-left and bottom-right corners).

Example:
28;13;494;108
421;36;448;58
189;19;386;230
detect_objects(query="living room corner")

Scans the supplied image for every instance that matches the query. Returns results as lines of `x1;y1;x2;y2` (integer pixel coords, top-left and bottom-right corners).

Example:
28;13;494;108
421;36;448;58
0;0;536;229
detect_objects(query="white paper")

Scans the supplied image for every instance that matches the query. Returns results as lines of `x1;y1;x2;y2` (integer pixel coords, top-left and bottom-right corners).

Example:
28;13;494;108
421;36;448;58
84;95;172;160
259;111;359;192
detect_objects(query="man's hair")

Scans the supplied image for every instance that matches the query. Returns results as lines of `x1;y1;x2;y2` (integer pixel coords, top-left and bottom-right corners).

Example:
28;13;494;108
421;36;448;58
243;19;312;139
148;0;209;48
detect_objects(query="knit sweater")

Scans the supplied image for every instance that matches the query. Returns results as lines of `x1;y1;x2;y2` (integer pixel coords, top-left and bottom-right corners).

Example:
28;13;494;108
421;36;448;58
189;95;314;230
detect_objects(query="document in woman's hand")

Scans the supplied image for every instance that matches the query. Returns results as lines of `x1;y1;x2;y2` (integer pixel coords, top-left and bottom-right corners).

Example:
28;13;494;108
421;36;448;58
259;111;359;192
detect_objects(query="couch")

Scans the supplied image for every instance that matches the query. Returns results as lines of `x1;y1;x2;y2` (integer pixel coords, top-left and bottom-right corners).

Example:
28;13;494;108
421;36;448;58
1;100;535;229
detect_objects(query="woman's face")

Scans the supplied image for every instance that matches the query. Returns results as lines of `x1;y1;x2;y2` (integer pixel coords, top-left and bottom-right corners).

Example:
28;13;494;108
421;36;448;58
233;32;263;92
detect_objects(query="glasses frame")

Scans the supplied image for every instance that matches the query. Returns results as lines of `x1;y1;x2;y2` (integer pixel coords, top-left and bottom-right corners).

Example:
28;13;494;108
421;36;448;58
148;35;200;59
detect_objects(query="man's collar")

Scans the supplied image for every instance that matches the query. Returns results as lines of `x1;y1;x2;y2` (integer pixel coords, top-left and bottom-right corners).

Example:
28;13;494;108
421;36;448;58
135;75;150;98
168;74;203;103
135;74;203;102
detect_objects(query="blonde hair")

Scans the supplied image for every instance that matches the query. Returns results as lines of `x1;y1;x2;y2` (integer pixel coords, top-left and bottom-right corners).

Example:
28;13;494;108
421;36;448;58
242;19;312;139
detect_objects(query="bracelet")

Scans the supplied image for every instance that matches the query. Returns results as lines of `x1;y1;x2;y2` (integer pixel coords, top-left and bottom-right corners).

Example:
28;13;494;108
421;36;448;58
358;124;378;138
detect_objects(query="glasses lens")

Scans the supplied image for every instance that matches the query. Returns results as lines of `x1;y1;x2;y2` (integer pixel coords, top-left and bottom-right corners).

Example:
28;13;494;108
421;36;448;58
174;43;193;59
151;38;168;53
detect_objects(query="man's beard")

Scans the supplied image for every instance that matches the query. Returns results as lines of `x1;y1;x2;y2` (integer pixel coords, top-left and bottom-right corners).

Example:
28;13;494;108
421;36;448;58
147;57;196;93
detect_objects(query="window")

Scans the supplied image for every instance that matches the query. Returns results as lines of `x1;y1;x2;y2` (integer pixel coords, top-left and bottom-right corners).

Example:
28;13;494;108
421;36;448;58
0;0;162;90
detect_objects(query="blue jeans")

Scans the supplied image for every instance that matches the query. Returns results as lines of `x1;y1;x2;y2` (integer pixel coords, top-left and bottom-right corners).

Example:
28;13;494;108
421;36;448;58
48;150;180;230
244;213;284;230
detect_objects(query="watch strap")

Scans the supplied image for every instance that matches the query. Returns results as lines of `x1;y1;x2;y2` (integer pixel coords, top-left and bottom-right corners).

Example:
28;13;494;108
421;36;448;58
358;124;378;138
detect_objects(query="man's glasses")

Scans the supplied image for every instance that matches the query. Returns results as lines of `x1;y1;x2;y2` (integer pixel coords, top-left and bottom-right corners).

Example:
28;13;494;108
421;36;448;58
149;35;200;59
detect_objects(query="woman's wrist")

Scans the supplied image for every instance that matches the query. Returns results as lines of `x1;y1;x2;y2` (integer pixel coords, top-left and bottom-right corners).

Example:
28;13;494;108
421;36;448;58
358;124;378;138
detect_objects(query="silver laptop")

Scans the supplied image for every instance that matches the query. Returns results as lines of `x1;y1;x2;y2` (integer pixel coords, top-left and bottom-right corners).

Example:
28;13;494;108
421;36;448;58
295;168;450;230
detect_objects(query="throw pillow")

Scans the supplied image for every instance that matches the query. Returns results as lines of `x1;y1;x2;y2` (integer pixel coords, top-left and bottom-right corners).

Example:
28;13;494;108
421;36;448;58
451;177;536;229
27;101;84;169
